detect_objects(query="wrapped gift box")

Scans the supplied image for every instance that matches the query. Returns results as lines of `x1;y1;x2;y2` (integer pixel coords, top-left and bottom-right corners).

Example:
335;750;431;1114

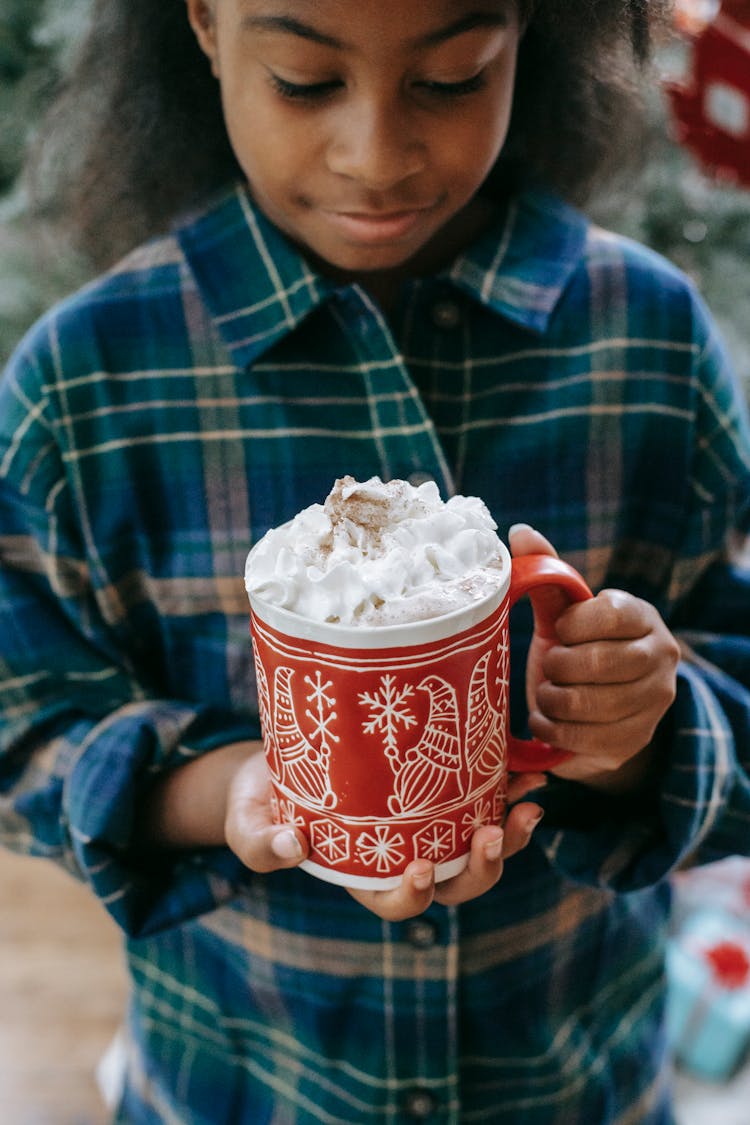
671;857;750;928
666;909;750;1081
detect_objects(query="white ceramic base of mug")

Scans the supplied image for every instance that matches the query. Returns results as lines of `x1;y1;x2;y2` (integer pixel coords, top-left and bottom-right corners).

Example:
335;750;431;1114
299;852;470;891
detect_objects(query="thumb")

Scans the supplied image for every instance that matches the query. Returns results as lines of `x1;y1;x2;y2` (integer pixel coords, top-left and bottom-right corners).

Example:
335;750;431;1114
225;752;308;873
508;523;569;641
508;523;559;560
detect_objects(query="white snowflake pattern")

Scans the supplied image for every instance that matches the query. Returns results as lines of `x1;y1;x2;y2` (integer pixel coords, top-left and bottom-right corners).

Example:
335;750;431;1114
310;819;350;864
304;671;340;752
278;799;306;829
359;675;417;757
414;820;456;862
495;635;510;693
461;797;494;841
356;825;406;873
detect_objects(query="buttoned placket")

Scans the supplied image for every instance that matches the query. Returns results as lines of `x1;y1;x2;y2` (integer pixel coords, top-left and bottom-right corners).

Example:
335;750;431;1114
316;285;464;1120
389;281;478;496
334;286;455;497
376;908;461;1124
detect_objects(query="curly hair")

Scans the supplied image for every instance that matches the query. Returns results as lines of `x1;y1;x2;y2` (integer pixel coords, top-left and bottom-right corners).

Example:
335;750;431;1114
29;0;670;269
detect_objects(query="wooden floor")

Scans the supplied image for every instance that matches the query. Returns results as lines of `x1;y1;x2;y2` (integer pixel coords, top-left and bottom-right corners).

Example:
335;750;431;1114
1;847;748;1125
0;849;127;1125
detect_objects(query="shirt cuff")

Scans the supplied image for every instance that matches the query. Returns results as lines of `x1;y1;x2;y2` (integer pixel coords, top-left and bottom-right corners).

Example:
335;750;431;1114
534;661;737;892
62;701;259;937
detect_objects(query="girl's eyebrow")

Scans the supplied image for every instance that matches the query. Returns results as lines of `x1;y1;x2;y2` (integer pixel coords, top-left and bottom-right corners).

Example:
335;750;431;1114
242;15;342;48
418;12;512;48
243;11;510;50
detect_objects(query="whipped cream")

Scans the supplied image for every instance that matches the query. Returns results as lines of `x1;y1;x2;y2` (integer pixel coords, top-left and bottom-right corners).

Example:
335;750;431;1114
244;476;506;626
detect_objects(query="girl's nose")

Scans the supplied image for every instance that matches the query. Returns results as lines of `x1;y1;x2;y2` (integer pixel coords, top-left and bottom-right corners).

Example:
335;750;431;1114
326;96;425;189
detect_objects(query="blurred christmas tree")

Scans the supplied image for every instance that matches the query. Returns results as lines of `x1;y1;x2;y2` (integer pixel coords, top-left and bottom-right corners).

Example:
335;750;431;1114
589;27;750;390
1;1;750;386
0;0;91;366
590;125;750;389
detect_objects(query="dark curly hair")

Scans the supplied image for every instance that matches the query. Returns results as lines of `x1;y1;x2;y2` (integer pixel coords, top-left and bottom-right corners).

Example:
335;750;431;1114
29;0;670;269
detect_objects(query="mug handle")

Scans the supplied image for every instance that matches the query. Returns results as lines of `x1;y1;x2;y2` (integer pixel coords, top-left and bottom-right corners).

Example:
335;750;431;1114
506;553;593;773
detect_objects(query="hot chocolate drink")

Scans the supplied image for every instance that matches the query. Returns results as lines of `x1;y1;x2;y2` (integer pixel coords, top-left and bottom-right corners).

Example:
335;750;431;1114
244;476;506;627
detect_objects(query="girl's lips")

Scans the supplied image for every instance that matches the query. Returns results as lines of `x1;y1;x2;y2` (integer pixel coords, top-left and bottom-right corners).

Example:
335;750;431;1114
322;207;431;244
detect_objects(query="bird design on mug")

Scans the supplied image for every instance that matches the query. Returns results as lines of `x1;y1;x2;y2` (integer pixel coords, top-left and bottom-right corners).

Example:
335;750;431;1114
387;675;464;816
268;667;338;810
386;657;506;816
255;647;506;819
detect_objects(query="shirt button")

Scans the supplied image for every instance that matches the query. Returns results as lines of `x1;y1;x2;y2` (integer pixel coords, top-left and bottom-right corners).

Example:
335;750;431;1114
406;918;438;949
432;299;461;329
405;1088;438;1118
407;471;435;487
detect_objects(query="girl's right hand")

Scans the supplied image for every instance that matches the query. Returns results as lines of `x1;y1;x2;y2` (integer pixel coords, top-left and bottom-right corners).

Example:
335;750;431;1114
138;739;308;868
224;748;310;870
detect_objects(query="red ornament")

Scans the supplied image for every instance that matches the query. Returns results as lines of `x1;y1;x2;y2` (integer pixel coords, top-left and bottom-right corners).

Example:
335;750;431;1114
666;1;750;187
705;940;750;989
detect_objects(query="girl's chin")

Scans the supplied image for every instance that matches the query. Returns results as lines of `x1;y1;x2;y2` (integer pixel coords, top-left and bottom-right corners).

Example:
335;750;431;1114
300;238;428;283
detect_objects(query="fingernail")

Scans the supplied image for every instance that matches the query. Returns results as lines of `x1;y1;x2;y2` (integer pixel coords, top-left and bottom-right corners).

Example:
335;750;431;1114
484;831;504;862
508;523;533;537
412;870;433;891
271;829;303;860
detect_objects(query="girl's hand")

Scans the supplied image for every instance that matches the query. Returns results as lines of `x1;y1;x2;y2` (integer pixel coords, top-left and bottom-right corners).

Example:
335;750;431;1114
346;773;544;921
224;748;309;870
509;525;681;793
139;740;308;866
226;751;544;922
146;745;544;921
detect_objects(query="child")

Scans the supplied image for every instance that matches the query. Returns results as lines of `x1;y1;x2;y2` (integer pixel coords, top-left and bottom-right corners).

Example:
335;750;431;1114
2;0;750;1121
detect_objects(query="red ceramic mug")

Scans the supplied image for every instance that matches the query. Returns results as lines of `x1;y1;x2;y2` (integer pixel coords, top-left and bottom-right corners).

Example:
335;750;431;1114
249;543;592;889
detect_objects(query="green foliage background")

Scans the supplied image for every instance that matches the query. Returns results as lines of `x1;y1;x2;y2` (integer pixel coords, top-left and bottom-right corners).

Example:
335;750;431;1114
1;0;750;387
0;0;91;365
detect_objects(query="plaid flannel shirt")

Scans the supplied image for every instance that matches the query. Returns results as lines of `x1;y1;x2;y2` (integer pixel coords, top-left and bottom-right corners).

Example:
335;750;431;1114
2;184;750;1124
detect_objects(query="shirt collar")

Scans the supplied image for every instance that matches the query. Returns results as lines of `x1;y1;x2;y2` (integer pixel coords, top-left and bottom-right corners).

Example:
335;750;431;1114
446;190;589;334
177;184;337;369
178;184;588;366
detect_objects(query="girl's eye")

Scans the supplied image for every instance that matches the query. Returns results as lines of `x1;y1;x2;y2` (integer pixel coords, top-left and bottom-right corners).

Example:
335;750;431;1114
269;74;342;102
267;69;487;104
417;72;487;98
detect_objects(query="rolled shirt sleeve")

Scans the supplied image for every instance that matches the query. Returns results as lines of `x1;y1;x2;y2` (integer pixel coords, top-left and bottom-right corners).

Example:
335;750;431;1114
537;298;750;892
0;333;252;937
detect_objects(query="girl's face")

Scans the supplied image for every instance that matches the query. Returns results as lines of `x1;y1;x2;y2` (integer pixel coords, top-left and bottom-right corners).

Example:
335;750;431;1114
187;0;521;285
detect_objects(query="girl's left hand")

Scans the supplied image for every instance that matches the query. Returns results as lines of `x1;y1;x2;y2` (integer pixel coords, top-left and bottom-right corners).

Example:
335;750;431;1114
509;525;681;793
